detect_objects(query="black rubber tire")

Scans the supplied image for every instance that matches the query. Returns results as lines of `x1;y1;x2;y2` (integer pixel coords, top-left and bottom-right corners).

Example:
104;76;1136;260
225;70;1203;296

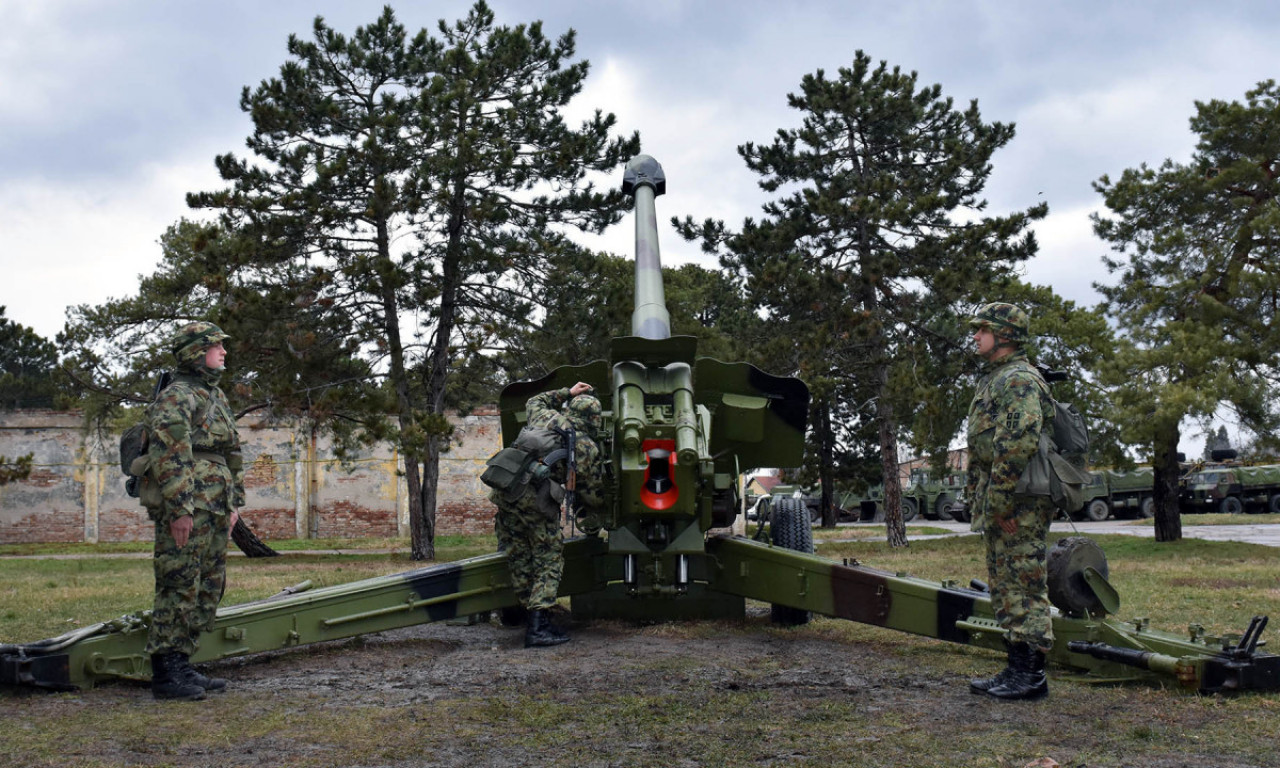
1138;496;1155;519
900;498;919;523
1047;536;1111;618
933;495;955;521
1084;499;1110;522
1219;496;1243;515
1269;494;1280;515
770;497;814;626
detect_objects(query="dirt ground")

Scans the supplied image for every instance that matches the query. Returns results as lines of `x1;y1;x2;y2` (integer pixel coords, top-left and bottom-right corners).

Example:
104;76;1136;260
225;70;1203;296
8;606;1277;768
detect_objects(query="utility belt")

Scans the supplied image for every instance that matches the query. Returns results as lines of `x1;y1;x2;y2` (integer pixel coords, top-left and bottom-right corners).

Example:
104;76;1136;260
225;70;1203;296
192;448;232;467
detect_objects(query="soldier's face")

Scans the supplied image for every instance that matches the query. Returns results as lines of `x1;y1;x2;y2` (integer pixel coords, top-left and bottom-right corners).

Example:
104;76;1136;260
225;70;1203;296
204;342;227;370
972;326;997;358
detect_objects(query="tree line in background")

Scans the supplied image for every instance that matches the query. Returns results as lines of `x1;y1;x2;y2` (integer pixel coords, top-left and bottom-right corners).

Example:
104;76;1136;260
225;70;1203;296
4;3;1278;546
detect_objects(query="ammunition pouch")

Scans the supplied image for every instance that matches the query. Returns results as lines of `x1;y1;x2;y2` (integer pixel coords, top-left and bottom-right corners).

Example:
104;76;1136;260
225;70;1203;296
1016;433;1092;513
535;480;566;521
126;454;164;515
481;445;541;502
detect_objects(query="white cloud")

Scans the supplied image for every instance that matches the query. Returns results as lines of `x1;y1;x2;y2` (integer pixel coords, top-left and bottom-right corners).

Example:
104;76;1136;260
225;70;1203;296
0;155;222;340
1023;204;1109;308
0;0;125;125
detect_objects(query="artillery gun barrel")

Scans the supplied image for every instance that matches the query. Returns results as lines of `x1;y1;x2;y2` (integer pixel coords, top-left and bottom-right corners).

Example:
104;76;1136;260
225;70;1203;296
622;154;670;340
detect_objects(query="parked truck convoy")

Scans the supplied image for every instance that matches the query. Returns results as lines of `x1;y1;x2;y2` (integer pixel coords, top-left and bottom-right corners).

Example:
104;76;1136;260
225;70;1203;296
1181;463;1280;515
765;458;1280;526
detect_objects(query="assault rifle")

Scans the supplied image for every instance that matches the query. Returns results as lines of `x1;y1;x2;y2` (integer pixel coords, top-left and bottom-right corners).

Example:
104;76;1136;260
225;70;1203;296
546;426;577;526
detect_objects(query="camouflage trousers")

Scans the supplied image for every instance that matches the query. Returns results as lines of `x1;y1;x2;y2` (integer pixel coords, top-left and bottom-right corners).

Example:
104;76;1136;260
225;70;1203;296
494;499;564;611
983;498;1055;651
146;506;229;656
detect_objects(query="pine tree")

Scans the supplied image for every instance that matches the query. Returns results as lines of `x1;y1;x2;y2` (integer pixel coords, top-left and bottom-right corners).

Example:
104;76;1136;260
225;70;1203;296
677;52;1046;545
186;4;638;559
0;307;62;410
1094;80;1280;542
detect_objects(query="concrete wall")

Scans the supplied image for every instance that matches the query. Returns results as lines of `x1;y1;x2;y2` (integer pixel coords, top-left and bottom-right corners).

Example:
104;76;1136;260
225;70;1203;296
0;408;502;545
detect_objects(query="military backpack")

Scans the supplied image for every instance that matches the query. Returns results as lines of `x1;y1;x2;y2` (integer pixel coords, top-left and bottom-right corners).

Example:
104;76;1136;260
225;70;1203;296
118;371;214;515
1014;367;1092;513
480;426;572;504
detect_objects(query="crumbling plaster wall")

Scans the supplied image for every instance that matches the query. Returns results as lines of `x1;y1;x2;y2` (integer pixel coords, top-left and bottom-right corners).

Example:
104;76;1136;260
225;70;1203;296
0;407;501;544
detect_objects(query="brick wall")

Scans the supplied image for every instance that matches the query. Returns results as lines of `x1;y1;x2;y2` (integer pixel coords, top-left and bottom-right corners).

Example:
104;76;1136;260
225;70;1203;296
0;408;502;544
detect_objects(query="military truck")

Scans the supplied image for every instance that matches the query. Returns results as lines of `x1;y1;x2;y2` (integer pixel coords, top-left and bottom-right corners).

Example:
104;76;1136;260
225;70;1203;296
842;485;913;523
758;484;858;524
1076;469;1156;521
901;468;968;523
1181;463;1280;515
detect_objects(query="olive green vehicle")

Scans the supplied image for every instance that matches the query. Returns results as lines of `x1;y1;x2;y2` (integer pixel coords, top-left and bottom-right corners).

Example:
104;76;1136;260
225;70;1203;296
1076;469;1155;522
844;470;966;524
901;468;968;523
3;156;1277;695
1181;462;1280;515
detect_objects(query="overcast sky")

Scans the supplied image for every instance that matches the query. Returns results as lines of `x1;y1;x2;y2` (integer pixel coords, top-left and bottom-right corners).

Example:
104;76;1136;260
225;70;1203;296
2;0;1276;349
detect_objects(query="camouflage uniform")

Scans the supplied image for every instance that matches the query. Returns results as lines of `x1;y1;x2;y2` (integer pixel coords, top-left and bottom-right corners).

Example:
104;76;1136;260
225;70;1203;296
491;387;605;611
145;323;245;657
966;305;1055;653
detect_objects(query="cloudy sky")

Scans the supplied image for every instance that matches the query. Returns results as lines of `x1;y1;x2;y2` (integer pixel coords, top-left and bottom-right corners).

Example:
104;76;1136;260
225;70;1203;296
2;0;1276;346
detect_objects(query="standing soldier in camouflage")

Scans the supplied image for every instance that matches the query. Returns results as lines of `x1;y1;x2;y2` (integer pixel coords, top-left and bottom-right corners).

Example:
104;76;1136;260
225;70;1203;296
964;302;1054;701
145;322;246;700
490;382;605;647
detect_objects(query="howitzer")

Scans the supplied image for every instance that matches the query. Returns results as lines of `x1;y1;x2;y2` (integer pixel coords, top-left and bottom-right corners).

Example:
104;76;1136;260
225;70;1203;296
3;156;1277;695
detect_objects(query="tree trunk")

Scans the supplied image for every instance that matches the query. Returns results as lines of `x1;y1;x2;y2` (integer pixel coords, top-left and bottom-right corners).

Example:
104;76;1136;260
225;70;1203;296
413;437;441;560
1152;421;1183;542
874;359;908;548
817;398;838;528
371;217;428;559
407;458;434;560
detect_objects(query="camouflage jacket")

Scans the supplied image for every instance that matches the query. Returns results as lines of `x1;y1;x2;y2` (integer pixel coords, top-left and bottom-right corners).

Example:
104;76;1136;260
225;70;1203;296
965;350;1052;532
490;387;606;513
146;370;244;525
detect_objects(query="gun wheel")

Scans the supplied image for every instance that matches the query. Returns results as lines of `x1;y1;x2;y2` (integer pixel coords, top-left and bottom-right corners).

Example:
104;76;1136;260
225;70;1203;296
1047;537;1111;618
769;497;814;626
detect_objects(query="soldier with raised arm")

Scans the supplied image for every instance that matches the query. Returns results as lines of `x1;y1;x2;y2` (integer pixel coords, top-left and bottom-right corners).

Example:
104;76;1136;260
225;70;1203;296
487;382;605;647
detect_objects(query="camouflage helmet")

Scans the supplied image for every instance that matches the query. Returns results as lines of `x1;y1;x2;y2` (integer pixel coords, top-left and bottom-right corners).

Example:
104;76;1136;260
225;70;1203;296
968;302;1029;344
170;321;229;366
566;394;603;438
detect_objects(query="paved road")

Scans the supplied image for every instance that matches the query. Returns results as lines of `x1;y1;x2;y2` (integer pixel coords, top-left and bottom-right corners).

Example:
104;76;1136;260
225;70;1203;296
887;519;1280;547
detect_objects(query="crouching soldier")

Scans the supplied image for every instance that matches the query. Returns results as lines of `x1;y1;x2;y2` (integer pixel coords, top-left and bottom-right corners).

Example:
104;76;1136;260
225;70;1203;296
484;382;605;647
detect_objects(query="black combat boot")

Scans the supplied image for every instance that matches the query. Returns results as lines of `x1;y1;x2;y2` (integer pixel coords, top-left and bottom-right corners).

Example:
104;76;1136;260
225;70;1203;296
175;652;227;692
986;642;1049;701
151;653;206;701
524;609;570;648
969;641;1014;694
